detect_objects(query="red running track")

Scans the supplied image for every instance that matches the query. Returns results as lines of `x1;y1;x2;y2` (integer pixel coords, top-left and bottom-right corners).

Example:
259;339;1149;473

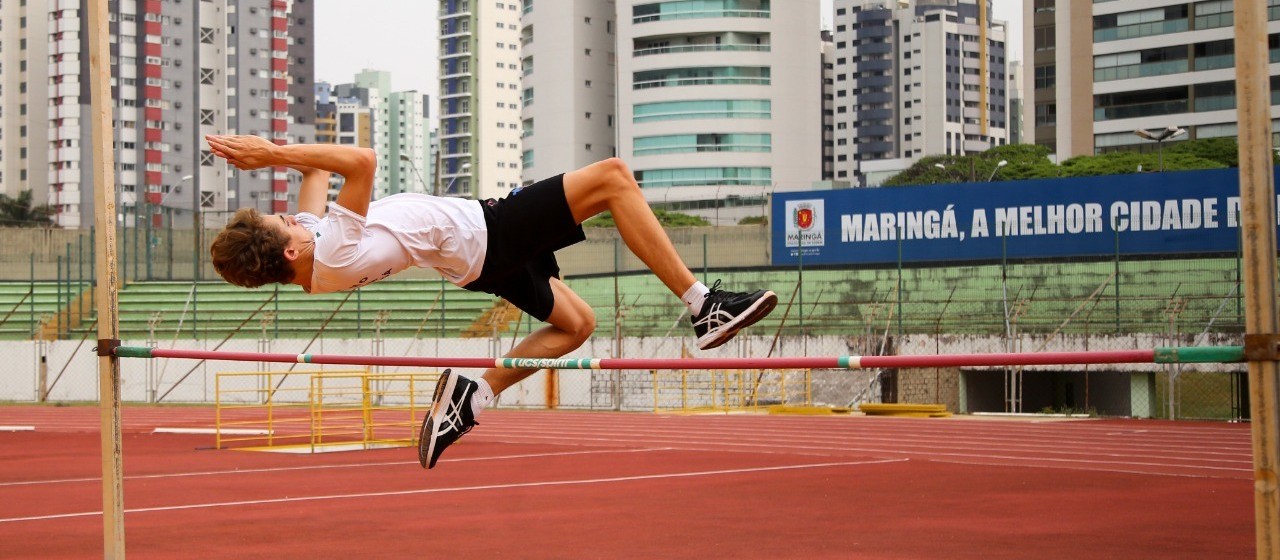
0;406;1256;559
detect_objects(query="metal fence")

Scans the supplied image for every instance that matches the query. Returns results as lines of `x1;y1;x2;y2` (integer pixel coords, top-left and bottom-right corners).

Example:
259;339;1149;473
0;224;1257;421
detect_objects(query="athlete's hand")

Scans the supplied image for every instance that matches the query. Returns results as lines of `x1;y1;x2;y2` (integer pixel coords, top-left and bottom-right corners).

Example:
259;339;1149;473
206;135;280;170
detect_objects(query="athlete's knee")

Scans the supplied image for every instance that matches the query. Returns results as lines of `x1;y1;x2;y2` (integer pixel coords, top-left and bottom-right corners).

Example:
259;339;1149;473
595;158;638;195
562;308;596;344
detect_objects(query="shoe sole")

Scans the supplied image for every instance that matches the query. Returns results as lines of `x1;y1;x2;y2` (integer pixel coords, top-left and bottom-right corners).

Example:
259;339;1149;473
696;290;778;350
418;371;457;469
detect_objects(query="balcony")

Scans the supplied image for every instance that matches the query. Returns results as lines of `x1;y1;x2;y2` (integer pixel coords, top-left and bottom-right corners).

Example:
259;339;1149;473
633;43;770;57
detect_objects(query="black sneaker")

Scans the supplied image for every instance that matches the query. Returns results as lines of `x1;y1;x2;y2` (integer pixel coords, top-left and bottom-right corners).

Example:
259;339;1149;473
690;280;778;350
417;369;479;469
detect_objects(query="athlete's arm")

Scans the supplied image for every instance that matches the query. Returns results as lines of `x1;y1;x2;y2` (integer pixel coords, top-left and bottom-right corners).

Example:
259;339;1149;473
206;135;376;217
289;165;331;216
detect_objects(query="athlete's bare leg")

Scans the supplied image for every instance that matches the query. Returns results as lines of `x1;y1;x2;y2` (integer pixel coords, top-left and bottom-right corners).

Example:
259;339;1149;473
560;158;698;298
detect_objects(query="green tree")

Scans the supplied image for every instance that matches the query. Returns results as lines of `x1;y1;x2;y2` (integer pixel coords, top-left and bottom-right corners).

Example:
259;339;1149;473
1058;150;1225;177
882;140;1243;187
882;144;1056;186
1164;137;1240;167
0;190;56;228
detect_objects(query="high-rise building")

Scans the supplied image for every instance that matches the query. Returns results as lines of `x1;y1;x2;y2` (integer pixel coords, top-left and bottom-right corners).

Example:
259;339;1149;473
1023;0;1276;161
833;0;1010;185
0;0;315;228
518;0;618;182
616;0;822;224
227;0;317;219
387;90;430;195
315;81;338;144
352;69;392;196
438;0;525;200
1008;59;1024;145
1024;0;1093;160
821;29;837;182
320;74;431;197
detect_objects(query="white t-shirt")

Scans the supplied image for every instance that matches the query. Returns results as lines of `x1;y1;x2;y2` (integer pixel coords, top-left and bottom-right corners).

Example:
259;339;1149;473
295;193;488;293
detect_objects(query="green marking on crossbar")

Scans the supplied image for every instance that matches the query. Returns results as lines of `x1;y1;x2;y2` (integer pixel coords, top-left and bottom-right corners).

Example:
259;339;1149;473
1154;346;1244;364
114;346;153;359
499;358;592;369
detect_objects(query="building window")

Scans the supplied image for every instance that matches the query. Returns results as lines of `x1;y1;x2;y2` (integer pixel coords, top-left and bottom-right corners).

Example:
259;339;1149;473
633;99;771;122
1034;103;1056;126
633;66;771;89
1034;64;1055;89
1093;6;1189;43
1034;26;1055;52
632;0;772;24
633;133;771;156
634;167;772;188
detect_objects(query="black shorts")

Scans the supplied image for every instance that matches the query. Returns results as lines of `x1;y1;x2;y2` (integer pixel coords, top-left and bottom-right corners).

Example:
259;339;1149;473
462;174;586;321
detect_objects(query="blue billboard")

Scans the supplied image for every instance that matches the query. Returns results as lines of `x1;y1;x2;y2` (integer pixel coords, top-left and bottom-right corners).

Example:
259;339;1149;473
771;167;1279;266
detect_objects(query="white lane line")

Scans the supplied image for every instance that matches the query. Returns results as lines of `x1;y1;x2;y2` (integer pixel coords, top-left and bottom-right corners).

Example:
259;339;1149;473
0;448;672;488
0;458;906;524
477;425;1254;465
486;415;1254;447
506;413;1255;447
472;417;1253;455
153;428;269;435
0;426;34;432
501;414;1259;447
469;432;1253;476
923;456;1252;480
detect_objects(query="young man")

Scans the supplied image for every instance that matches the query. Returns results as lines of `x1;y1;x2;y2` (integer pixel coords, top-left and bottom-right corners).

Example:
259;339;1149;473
205;135;777;469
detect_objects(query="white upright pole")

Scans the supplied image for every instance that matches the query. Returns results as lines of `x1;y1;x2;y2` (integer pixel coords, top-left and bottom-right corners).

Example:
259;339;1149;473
1234;1;1280;557
86;0;126;556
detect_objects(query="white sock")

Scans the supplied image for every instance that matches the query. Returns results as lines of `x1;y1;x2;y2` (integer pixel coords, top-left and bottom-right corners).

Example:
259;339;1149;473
682;281;711;316
469;377;495;417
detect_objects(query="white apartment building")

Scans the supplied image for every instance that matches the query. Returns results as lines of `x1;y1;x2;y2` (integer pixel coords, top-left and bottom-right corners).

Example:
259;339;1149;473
518;0;618;182
833;0;1009;185
616;0;823;224
438;0;525;200
1025;0;1280;160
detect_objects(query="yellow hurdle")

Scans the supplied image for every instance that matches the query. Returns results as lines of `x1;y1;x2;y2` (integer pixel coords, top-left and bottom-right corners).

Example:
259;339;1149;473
652;369;813;413
215;369;442;452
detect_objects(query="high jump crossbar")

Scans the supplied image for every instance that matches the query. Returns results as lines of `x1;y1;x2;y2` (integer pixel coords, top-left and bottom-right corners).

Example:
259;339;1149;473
114;345;1245;370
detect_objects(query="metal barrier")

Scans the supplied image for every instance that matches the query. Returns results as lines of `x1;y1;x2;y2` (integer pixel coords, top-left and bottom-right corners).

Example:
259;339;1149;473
214;369;441;452
652;369;811;413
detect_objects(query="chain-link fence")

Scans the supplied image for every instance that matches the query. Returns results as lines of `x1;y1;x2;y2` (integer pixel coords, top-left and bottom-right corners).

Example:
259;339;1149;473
0;224;1256;420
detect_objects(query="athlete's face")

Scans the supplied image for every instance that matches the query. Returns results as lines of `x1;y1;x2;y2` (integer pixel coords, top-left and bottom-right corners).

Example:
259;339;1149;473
263;214;314;260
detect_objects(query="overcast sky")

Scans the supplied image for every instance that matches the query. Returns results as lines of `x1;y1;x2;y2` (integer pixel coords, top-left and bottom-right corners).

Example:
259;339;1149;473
314;0;1023;100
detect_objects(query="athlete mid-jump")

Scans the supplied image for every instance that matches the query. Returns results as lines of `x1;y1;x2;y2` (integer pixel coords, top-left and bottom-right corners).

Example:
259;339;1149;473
205;135;777;469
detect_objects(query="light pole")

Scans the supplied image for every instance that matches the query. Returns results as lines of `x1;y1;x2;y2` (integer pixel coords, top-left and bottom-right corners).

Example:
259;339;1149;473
192;171;203;281
1133;126;1186;171
399;154;430;195
442;162;471;197
715;183;724;226
987;160;1009;182
153;175;192;280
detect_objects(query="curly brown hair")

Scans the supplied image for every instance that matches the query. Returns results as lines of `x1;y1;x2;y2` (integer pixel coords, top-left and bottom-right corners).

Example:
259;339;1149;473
210;208;295;288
